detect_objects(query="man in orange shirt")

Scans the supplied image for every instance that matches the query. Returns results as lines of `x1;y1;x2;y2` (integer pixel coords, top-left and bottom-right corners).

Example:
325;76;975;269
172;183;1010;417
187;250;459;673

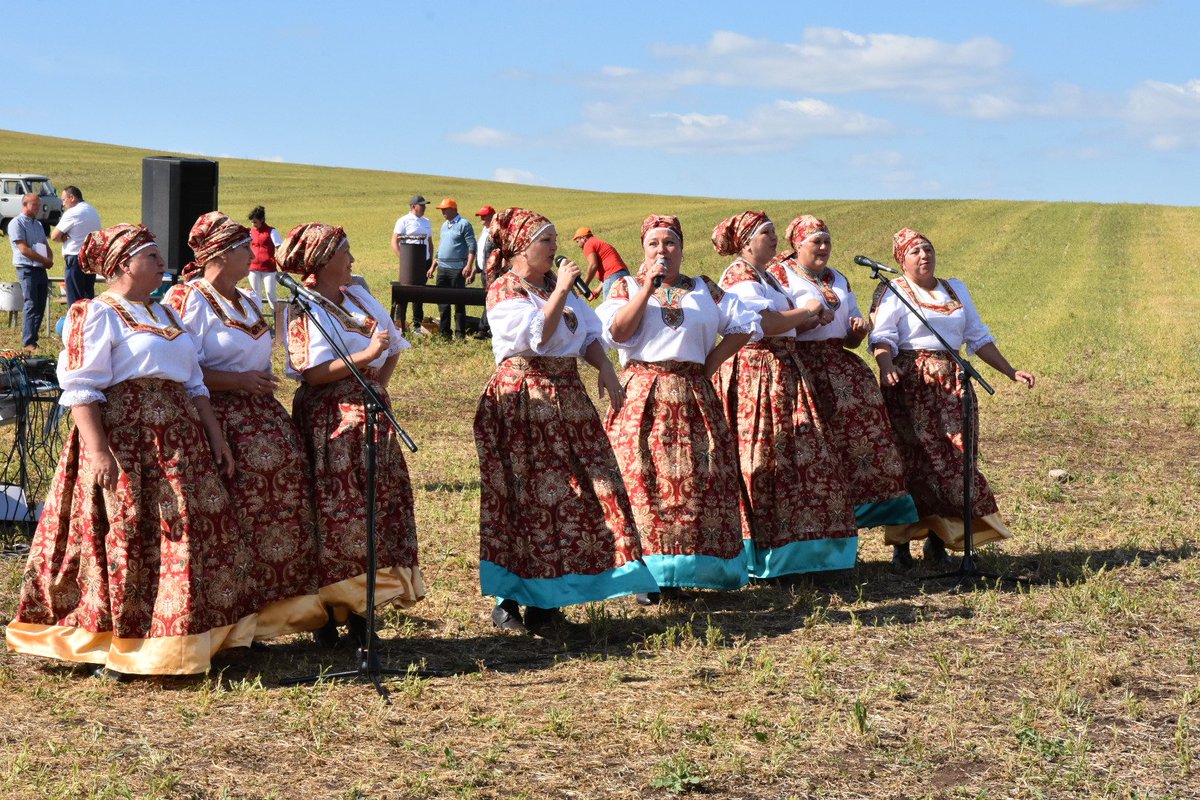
573;227;630;300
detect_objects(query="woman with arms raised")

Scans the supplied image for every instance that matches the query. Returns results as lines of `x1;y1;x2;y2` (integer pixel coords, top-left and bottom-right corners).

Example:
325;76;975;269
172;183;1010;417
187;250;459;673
711;211;856;580
165;212;323;640
6;224;254;677
599;214;758;603
475;207;657;636
768;215;918;561
282;223;424;646
869;227;1034;566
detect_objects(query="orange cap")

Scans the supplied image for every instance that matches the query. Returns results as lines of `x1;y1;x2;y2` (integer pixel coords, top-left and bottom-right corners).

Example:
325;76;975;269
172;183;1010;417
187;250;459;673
435;198;458;210
573;227;592;239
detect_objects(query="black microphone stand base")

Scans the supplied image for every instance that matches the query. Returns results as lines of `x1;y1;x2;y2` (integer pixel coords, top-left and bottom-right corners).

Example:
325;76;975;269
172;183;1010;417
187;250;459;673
920;549;1033;590
279;648;415;705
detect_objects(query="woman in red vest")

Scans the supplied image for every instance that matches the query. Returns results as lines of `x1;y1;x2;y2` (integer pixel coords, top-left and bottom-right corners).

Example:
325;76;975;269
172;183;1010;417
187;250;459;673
248;206;284;337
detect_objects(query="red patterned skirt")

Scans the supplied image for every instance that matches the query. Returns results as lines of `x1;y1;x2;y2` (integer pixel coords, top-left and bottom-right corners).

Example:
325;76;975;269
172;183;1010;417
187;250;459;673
209;390;324;638
605;360;744;562
794;339;910;506
7;379;258;675
474;357;645;584
292;374;424;620
880;349;1011;549
714;339;856;548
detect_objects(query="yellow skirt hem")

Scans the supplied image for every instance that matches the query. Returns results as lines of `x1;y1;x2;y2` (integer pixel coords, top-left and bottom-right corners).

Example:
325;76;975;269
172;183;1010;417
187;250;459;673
883;513;1011;551
5;613;259;675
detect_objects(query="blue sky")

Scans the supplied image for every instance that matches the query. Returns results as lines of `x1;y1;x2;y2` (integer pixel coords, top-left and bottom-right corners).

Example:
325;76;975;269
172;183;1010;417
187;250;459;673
7;0;1199;204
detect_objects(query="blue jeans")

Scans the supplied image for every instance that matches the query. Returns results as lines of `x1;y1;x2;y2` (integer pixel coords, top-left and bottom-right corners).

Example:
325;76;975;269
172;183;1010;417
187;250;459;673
602;269;631;299
436;267;467;339
64;254;96;306
18;267;48;348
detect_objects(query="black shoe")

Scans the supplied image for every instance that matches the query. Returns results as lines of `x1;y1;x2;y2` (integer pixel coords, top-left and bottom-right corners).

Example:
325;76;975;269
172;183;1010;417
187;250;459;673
659;587;695;603
635;592;661;606
491;600;527;633
313;614;340;649
892;543;915;569
346;613;383;649
524;607;574;638
250;640;271;652
922;535;951;565
91;665;129;682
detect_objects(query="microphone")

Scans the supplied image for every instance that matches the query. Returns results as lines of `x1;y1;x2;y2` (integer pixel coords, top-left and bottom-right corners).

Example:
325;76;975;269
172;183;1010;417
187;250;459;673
278;272;328;306
854;255;900;275
555;255;593;298
652;257;666;288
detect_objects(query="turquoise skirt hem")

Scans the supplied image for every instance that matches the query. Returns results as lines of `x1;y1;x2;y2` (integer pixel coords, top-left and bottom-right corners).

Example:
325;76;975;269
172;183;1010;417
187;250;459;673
743;536;858;579
481;559;659;608
854;494;920;528
642;553;749;591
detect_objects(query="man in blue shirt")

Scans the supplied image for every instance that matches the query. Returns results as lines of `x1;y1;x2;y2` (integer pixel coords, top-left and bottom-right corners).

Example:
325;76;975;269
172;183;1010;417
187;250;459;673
7;194;54;352
427;198;476;340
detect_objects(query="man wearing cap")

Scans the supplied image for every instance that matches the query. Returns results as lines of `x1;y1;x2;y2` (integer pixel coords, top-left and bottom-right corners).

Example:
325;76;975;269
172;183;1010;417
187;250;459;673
574;227;630;301
473;205;496;339
391;194;434;334
427;198;477;340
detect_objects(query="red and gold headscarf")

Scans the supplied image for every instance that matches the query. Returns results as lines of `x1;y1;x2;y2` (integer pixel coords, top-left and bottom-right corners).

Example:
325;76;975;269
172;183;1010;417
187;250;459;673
182;211;252;279
78;224;157;278
893;227;931;264
711;211;772;256
487;207;553;284
641;214;683;246
276;223;348;285
785;215;829;249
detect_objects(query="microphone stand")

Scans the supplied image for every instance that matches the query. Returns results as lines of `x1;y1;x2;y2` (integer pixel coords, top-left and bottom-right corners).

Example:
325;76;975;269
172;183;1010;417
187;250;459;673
277;286;419;703
861;262;1027;589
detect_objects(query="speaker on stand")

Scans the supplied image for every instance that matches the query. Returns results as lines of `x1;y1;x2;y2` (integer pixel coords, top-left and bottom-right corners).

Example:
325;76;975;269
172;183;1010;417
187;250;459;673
141;157;219;295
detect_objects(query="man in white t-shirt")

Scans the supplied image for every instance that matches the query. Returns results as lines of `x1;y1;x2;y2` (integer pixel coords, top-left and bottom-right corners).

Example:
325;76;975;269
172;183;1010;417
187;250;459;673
50;185;102;305
390;194;433;333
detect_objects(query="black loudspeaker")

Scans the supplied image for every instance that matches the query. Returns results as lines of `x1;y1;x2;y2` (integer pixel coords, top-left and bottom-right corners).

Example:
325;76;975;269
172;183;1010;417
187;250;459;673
141;156;219;275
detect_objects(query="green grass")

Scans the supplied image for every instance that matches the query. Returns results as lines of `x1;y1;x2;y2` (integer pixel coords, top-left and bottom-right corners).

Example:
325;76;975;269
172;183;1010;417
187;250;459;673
1;128;1199;799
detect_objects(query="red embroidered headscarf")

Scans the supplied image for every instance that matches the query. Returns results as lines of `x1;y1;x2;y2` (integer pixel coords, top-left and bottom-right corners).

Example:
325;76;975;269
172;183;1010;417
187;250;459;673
785;215;829;250
276;223;348;285
641;214;683;246
711;211;772;256
182;211;252;279
893;227;931;264
487;207;553;284
78;224;158;278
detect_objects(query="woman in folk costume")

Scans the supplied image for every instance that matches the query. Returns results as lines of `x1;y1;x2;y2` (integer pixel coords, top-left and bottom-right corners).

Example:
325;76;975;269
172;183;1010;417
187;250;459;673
869;227;1034;566
767;216;919;555
281;223;424;646
474;207;657;635
711;211;857;579
7;224;256;677
598;215;759;603
164;212;324;639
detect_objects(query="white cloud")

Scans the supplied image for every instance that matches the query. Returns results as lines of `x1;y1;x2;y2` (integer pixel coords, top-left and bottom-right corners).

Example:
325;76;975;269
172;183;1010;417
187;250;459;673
940;83;1105;120
645;28;1011;94
1124;79;1200;150
581;98;890;154
448;126;518;147
493;167;538;184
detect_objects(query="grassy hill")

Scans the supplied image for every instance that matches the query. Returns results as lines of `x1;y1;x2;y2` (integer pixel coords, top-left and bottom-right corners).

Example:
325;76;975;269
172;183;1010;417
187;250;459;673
1;129;1198;799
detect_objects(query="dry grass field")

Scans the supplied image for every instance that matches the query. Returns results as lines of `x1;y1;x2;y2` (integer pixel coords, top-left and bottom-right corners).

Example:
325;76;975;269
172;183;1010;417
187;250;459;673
0;129;1198;798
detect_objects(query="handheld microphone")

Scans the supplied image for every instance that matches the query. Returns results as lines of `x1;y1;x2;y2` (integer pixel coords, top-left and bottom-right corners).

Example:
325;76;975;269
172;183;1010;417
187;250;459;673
652;257;666;288
854;255;900;275
555;255;594;298
278;272;328;306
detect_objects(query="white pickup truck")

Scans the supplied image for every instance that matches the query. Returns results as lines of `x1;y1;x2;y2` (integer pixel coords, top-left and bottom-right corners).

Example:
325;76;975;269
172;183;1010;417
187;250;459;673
0;174;63;236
